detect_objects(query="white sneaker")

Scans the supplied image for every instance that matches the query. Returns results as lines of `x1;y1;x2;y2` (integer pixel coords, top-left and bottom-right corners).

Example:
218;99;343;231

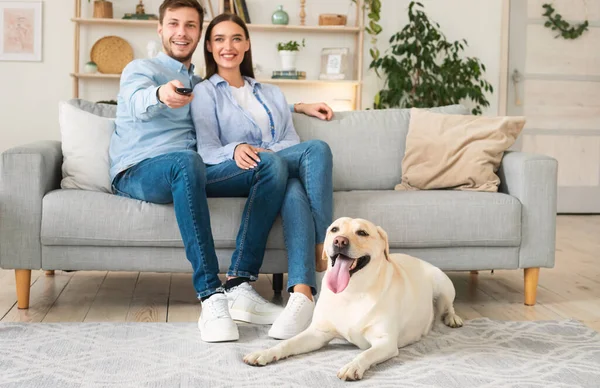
198;293;239;343
225;281;284;324
268;292;315;340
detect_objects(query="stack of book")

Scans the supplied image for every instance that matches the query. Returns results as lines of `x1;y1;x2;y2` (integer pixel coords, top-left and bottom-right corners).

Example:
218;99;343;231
224;0;251;23
271;70;306;80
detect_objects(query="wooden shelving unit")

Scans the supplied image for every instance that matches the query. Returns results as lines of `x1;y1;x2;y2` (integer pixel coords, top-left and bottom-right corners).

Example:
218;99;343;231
72;17;360;33
72;0;365;108
71;72;361;85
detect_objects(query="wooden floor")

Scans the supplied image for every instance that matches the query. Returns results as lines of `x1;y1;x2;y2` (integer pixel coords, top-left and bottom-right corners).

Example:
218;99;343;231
1;215;599;332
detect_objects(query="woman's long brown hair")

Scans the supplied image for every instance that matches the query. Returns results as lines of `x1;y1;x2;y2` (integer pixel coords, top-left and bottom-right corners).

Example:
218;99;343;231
203;13;255;79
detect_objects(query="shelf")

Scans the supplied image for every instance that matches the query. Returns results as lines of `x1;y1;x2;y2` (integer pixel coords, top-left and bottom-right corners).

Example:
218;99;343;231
71;18;361;33
258;78;361;85
71;73;360;86
71;18;204;27
71;73;121;79
246;24;360;33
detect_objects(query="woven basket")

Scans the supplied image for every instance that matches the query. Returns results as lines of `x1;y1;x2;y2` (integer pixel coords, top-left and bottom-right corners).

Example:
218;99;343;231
90;36;133;74
318;14;347;26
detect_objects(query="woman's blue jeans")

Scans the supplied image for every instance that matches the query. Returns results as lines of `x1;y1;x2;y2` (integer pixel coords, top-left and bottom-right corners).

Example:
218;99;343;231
276;140;333;295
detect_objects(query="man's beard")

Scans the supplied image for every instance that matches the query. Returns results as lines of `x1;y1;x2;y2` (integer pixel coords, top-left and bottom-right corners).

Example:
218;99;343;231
162;37;197;63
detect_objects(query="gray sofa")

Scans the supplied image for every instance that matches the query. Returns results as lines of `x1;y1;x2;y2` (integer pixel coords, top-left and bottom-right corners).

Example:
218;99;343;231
0;102;558;309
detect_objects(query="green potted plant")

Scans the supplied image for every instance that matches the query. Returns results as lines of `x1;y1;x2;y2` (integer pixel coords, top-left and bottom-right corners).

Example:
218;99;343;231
370;2;493;114
276;39;305;71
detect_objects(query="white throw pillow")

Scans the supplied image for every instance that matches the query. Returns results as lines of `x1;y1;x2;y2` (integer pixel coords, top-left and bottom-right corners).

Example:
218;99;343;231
58;101;116;193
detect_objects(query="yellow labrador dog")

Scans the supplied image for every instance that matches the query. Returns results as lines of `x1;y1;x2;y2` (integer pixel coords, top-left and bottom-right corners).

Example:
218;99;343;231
244;217;463;381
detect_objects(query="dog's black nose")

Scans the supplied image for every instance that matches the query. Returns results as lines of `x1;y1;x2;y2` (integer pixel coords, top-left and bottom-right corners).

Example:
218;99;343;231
333;236;349;248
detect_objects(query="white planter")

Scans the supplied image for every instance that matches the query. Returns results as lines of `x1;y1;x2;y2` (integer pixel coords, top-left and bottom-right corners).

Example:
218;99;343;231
279;50;297;71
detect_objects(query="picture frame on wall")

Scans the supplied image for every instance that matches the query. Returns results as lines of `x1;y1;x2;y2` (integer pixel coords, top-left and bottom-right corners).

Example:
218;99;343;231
0;1;42;61
319;47;350;80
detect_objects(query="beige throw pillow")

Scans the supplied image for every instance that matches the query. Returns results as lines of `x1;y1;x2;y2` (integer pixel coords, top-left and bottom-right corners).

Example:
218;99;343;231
395;108;525;192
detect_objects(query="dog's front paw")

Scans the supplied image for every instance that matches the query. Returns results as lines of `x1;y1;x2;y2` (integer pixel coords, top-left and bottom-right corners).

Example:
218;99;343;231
444;312;464;328
243;349;277;367
337;360;366;381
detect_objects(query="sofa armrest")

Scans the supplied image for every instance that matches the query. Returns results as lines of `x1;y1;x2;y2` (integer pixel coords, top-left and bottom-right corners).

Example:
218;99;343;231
498;150;558;269
0;141;62;269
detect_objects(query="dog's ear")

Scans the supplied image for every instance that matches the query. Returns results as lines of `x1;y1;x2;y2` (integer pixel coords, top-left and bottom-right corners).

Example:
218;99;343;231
377;226;390;261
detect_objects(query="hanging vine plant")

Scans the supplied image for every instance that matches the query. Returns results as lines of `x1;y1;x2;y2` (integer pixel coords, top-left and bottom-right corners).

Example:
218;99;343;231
542;3;589;39
351;0;382;62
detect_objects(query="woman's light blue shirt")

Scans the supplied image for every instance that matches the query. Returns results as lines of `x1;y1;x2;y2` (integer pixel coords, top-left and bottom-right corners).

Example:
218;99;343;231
190;74;300;165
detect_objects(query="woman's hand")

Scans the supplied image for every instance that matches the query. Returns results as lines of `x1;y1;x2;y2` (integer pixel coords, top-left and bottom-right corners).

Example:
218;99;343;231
294;102;333;121
234;144;261;170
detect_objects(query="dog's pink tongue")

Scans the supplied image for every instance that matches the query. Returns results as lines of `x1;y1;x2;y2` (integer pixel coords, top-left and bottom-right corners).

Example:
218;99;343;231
326;258;352;294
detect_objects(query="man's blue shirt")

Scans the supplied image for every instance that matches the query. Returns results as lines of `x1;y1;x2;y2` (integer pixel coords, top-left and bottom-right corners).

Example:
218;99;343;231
109;52;201;182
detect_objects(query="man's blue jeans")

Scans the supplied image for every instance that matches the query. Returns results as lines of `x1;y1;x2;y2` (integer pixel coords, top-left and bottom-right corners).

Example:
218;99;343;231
276;140;333;295
112;150;288;298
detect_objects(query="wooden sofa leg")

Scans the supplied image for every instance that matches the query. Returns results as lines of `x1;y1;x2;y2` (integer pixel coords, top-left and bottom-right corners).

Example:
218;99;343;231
524;267;540;306
15;269;32;309
45;270;55;276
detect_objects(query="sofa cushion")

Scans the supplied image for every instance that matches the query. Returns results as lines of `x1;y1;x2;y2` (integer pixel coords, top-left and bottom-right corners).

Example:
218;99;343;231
41;189;521;249
333;190;521;248
285;104;469;191
59;101;116;193
67;99;468;192
69;98;117;118
41;189;286;249
395;108;525;192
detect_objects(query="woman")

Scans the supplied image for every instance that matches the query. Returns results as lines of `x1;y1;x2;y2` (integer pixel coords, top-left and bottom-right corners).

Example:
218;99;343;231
191;13;333;340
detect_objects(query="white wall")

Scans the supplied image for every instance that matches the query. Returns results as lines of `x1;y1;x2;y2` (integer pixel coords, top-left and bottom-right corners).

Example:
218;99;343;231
0;0;73;152
0;0;503;152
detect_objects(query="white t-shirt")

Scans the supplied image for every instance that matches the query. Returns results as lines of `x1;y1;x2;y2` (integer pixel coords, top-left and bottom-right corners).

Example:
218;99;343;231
229;80;272;143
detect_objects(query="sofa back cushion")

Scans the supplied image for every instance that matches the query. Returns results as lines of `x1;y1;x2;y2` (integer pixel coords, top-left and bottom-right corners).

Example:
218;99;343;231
69;99;117;118
396;108;525;192
292;105;469;191
59;101;115;193
70;99;468;192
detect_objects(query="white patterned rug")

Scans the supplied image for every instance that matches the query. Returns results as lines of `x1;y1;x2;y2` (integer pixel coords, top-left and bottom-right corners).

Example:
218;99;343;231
1;318;599;387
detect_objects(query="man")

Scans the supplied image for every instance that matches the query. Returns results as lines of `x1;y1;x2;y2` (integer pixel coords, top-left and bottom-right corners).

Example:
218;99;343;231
109;0;333;343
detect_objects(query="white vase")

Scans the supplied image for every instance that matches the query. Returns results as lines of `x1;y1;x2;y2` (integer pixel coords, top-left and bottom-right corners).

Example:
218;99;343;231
279;50;297;71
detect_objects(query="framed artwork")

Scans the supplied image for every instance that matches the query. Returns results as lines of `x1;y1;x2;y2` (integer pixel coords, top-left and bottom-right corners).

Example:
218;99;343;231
319;47;350;80
0;1;42;61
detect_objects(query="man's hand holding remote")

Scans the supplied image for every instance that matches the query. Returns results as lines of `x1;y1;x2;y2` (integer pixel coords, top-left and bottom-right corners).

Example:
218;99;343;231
157;80;193;109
